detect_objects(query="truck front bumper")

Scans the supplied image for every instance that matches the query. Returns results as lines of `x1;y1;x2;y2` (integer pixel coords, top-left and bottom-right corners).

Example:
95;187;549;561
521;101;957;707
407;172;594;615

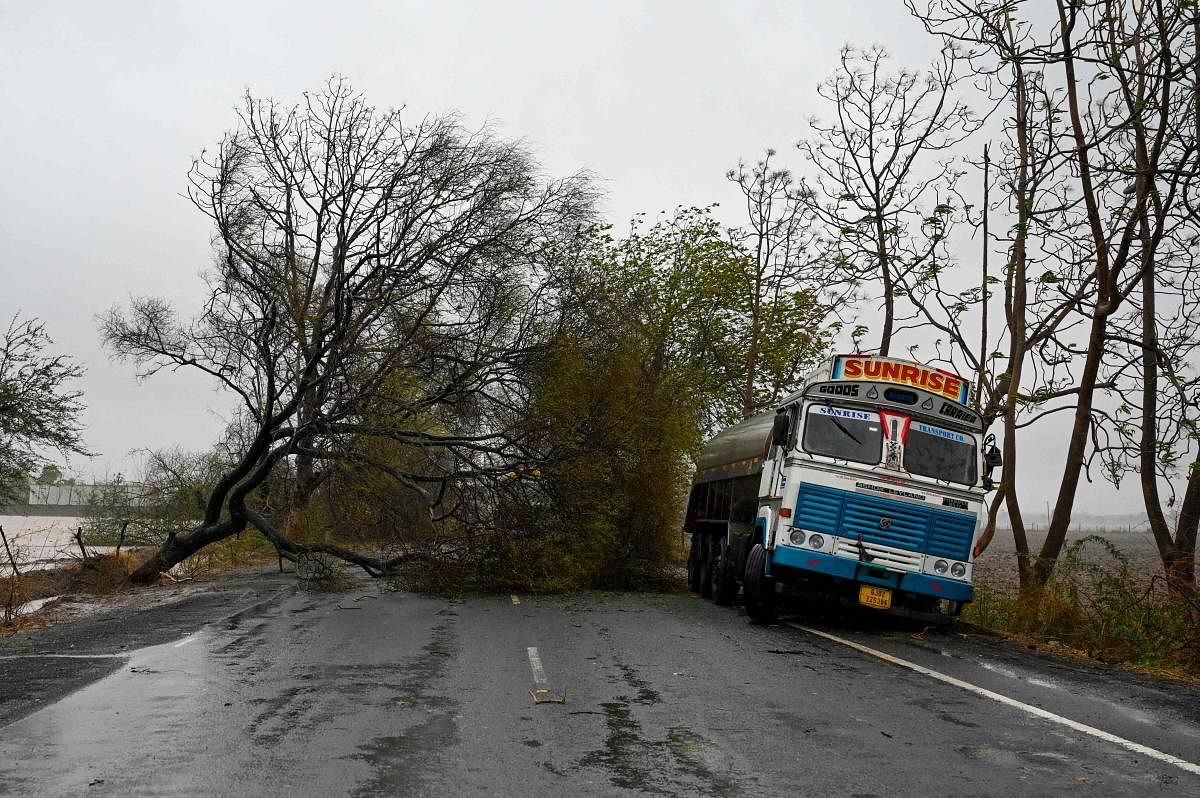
770;545;974;603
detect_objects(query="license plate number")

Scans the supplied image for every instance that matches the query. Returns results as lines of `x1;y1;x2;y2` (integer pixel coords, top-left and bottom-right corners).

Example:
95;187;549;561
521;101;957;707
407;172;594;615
858;585;892;610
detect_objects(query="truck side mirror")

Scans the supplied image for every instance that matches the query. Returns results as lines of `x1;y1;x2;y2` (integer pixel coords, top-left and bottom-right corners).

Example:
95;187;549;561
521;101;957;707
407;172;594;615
982;434;1002;490
984;445;1003;469
772;410;791;451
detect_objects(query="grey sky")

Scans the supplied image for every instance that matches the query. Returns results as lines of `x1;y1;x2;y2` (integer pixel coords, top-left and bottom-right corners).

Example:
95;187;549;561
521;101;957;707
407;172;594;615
0;1;1143;517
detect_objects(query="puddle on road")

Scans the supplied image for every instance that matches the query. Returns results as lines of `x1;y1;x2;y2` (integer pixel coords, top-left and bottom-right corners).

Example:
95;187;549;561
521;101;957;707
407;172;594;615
0;625;220;790
10;595;61;618
2;590;472;797
349;613;462;798
615;659;661;706
962;744;1098;769
908;696;981;729
577;697;742;797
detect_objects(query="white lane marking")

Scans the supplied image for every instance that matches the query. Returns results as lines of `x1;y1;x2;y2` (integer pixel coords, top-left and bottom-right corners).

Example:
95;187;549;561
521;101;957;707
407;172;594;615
0;653;126;660
173;633;198;649
526;646;547;685
789;623;1200;777
510;595;521;605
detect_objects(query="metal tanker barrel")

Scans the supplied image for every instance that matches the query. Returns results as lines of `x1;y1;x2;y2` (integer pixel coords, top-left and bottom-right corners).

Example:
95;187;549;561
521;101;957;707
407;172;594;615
686;411;777;594
693;411;775;485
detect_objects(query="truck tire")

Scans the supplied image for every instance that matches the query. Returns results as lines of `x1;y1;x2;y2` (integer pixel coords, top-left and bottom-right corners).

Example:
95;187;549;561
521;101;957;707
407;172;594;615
698;535;714;599
686;532;702;593
711;537;737;606
742;544;778;623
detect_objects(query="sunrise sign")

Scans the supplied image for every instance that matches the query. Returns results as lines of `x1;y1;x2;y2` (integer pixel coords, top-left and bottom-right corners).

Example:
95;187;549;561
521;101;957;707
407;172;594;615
832;355;971;405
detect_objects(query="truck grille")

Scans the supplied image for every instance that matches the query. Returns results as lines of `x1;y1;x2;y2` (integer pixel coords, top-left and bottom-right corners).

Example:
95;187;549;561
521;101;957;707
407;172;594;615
832;538;924;571
794;482;973;561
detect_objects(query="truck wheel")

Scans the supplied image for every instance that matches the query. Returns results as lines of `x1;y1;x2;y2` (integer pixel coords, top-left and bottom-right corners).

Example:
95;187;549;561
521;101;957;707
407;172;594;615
686;532;702;593
711;538;737;606
742;544;778;623
698;535;714;599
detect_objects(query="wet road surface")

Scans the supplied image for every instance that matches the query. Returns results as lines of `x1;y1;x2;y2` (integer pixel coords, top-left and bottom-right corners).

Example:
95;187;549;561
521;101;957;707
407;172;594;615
1;582;1198;796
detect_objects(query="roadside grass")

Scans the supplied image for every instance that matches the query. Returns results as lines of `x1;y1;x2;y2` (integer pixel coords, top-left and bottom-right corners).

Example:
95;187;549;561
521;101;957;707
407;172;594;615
965;536;1200;679
1;531;285;630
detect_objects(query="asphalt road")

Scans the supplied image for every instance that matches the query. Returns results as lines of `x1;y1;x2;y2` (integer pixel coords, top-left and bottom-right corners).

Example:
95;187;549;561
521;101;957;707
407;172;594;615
1;578;1198;797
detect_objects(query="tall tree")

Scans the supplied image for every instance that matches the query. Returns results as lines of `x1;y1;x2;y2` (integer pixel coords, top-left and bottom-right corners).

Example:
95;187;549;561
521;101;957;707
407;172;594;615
102;78;595;582
1087;0;1200;594
1033;0;1199;585
798;44;980;356
911;0;1200;587
908;1;1095;587
728;152;831;416
501;208;829;589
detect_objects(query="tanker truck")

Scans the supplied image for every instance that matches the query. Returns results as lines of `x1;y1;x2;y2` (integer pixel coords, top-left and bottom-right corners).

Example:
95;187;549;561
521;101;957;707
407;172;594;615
684;354;1001;623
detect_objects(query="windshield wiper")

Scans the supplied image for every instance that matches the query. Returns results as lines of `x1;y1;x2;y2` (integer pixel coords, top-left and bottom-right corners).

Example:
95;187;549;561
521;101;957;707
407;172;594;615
822;402;863;445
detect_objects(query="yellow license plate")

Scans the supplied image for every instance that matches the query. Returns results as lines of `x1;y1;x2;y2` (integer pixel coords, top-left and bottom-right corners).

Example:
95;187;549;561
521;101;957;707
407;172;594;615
858;585;892;610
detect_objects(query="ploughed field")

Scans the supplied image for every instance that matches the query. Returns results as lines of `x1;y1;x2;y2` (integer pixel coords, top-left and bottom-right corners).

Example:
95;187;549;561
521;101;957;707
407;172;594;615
975;526;1164;592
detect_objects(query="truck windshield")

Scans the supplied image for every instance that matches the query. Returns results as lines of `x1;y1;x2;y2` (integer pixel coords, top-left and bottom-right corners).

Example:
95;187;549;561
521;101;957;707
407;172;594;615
904;422;977;485
802;406;882;464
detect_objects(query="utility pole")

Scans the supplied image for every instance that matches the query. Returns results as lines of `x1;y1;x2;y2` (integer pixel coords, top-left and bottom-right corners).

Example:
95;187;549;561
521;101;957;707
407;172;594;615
977;143;990;412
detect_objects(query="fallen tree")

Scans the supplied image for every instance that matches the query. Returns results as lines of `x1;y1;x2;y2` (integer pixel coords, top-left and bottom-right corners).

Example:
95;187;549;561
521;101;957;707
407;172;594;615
102;78;595;582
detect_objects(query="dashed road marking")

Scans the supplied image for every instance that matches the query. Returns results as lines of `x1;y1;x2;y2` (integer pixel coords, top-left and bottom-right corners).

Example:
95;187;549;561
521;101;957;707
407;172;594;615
510;595;521;605
789;623;1200;777
526;646;547;685
173;633;198;649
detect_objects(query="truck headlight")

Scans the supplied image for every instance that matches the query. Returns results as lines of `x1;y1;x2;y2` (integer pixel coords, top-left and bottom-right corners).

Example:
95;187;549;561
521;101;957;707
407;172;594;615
807;534;824;550
951;562;967;578
789;528;806;546
933;559;949;574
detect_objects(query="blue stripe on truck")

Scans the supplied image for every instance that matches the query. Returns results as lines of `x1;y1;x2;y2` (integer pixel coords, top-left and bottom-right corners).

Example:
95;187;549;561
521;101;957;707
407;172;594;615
794;482;975;561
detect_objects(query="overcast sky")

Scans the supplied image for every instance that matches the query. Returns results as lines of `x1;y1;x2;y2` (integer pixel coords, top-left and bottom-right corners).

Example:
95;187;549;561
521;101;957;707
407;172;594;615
0;1;1146;517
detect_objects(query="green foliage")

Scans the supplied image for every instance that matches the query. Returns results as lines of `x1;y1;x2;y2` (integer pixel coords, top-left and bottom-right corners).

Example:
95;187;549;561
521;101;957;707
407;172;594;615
481;208;829;592
304;420;438;556
500;335;698;591
966;537;1200;676
586;208;746;425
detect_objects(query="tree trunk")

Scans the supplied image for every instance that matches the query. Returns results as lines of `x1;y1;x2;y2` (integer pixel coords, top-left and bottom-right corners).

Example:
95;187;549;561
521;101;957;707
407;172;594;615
743;239;765;418
128;520;244;583
1036;1;1120;586
876;214;893;357
1167;468;1200;597
1034;315;1106;586
1134;209;1190;595
743;301;761;418
1003;60;1034;589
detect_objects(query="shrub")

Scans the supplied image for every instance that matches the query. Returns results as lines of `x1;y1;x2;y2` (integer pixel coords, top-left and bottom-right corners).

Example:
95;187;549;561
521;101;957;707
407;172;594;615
965;536;1200;676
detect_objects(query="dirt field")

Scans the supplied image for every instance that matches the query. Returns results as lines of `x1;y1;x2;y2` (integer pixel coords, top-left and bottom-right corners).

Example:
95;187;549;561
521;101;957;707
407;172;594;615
975;524;1165;592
